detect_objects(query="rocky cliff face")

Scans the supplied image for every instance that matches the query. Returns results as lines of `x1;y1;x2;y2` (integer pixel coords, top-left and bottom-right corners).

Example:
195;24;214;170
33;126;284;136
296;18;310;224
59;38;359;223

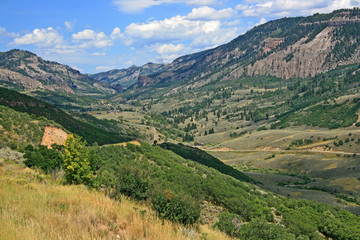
247;27;335;79
0;49;115;95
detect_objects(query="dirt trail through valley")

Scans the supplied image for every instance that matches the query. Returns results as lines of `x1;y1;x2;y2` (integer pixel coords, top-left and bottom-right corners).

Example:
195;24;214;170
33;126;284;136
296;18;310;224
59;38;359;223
207;148;359;156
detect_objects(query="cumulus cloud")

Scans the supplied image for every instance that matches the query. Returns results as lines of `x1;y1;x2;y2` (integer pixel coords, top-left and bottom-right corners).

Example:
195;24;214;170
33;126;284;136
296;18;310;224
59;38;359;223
156;43;185;54
187;6;237;20
236;0;360;18
11;27;64;47
110;27;123;39
113;0;218;13
72;29;113;48
123;15;223;47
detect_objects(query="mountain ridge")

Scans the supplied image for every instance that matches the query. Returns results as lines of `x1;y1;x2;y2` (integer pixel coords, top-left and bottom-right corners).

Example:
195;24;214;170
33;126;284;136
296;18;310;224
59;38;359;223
0;49;116;95
123;8;360;95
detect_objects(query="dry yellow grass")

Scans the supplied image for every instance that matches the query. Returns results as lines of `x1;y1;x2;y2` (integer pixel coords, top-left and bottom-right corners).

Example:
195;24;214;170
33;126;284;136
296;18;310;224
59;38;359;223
114;141;141;147
0;160;233;240
328;177;360;192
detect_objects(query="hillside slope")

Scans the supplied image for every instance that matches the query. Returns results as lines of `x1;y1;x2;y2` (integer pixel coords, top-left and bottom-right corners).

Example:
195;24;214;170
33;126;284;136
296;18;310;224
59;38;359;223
89;62;167;89
0;87;134;145
0;49;115;95
0;159;232;240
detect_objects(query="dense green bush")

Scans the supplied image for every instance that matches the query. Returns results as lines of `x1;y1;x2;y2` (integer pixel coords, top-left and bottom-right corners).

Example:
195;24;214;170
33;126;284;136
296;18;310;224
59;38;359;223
237;218;297;240
151;189;200;225
114;166;150;201
24;144;63;173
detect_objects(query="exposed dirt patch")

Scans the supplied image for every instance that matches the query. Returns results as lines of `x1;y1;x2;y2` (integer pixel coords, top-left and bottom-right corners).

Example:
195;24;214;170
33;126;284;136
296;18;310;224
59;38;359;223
256;146;282;151
212;147;235;151
114;141;141;147
41;126;67;148
353;113;360;127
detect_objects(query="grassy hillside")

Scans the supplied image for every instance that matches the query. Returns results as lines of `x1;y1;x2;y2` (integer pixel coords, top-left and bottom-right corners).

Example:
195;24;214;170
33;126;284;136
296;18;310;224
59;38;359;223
0;105;59;150
0;87;134;145
22;138;360;239
0;159;232;240
159;142;253;183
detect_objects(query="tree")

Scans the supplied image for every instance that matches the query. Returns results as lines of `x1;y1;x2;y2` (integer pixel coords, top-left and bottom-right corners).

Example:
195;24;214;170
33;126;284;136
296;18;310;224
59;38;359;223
62;134;94;185
24;144;63;174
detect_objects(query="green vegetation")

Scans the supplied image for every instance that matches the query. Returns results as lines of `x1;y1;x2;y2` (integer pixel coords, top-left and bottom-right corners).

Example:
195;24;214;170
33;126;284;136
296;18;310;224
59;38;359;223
276;101;360;129
62;134;94;185
215;213;296;239
0;105;55;150
23;138;360;239
0;87;134;145
159;142;253;182
24;144;63;174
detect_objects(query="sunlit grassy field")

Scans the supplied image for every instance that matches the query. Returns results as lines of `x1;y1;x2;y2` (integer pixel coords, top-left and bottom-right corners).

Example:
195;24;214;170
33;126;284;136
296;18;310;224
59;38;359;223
0;159;233;240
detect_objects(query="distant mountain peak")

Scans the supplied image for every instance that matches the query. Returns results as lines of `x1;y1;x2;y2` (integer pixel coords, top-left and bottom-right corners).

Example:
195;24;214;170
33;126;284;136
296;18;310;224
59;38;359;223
0;49;115;95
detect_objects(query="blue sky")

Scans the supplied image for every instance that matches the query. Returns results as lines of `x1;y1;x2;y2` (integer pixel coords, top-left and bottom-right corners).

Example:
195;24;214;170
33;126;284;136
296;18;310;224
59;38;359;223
1;0;359;73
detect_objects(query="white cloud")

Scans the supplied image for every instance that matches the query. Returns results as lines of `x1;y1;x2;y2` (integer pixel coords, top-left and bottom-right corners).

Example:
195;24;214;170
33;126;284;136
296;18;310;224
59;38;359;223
64;21;74;31
113;0;218;13
191;26;238;47
124;15;222;47
224;19;242;26
11;27;64;47
71;27;122;48
256;18;267;26
156;43;185;54
72;29;113;48
187;6;237;20
71;66;82;72
236;0;360;18
0;27;19;38
95;66;115;71
92;52;107;56
110;27;123;39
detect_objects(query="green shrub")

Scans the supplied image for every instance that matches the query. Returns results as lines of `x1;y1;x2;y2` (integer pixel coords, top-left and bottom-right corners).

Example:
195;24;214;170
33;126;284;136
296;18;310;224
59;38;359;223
238;218;296;240
151;189;200;225
24;144;63;173
114;166;150;201
214;212;242;237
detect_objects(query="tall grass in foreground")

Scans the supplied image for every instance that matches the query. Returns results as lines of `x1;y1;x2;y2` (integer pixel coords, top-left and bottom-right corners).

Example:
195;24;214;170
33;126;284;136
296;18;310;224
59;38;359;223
0;160;232;240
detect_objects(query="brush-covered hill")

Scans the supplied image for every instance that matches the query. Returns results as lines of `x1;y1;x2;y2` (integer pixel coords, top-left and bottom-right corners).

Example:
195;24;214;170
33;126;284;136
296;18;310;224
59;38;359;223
0;87;134;145
89;62;167;90
0;158;233;240
122;8;360;96
17;136;360;239
0;49;116;96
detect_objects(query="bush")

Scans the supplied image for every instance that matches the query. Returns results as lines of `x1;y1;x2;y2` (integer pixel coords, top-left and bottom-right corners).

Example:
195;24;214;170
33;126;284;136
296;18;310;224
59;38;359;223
238;218;296;240
24;144;63;173
151;189;200;225
114;166;150;201
214;212;242;237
